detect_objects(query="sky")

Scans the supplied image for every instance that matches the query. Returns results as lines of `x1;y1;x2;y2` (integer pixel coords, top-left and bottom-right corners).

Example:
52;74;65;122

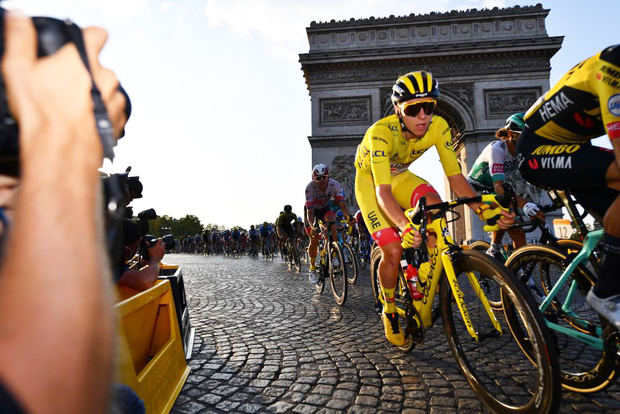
4;0;618;228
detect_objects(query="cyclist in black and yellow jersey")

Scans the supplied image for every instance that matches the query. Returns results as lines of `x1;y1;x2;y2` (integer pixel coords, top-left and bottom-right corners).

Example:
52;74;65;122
517;44;620;327
355;70;514;346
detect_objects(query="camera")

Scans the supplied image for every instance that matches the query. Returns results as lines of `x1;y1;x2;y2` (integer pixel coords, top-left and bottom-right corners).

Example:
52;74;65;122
142;234;175;251
0;8;131;175
136;208;176;260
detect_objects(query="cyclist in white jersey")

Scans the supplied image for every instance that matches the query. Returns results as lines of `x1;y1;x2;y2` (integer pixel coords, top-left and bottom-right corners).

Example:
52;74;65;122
467;113;545;256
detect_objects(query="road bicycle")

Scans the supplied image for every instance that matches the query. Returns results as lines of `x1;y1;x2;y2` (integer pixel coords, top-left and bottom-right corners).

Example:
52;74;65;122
336;220;358;284
313;219;348;306
370;194;560;413
282;235;302;273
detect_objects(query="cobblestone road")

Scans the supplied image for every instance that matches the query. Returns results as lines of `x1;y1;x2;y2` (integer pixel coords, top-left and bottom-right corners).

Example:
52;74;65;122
170;254;620;413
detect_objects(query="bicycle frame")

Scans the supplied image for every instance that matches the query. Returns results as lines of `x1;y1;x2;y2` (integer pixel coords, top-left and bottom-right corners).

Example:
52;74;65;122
390;197;503;342
538;229;605;350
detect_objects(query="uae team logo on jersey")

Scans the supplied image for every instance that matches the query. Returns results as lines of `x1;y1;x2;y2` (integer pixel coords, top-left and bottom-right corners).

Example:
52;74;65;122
608;94;620;117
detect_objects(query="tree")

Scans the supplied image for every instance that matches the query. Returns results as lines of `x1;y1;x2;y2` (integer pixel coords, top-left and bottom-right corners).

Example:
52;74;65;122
173;214;203;238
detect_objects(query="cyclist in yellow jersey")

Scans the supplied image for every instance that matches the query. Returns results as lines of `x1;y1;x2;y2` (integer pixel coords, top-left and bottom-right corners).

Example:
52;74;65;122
355;70;514;346
517;44;620;327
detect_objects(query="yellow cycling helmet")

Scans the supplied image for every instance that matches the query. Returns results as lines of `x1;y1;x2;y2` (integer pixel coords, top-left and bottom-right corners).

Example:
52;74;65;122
391;71;439;105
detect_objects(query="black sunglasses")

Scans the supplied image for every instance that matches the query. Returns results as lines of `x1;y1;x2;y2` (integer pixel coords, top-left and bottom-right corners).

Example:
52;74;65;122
402;101;436;117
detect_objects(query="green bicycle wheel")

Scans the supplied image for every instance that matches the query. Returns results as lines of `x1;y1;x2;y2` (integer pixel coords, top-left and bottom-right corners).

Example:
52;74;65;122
506;244;617;393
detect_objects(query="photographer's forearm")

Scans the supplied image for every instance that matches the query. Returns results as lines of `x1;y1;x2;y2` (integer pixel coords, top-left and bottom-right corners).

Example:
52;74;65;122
0;128;113;414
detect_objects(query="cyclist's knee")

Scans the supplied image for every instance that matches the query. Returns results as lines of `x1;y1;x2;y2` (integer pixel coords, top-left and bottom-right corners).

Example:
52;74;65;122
380;242;402;267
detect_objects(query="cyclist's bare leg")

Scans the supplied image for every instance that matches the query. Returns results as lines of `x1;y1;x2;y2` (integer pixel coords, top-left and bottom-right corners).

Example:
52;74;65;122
378;241;402;290
508;227;526;248
308;233;319;266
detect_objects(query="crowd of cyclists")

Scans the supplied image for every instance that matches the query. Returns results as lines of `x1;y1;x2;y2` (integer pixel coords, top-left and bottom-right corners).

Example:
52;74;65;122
171;202;373;269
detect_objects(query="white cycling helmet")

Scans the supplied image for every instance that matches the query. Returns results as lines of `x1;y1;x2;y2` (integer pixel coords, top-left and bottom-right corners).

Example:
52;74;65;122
312;163;329;181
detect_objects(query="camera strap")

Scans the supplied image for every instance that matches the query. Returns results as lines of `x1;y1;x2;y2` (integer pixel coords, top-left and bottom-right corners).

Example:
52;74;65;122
62;22;117;162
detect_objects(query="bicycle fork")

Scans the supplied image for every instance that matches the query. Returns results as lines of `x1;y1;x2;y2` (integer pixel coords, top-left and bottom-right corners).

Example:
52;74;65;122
442;254;502;342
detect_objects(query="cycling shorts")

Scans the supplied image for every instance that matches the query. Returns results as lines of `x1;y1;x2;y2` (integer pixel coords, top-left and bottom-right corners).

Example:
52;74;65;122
355;169;439;247
516;127;618;219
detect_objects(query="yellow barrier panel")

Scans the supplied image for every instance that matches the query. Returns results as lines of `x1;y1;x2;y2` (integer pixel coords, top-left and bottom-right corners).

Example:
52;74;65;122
115;280;190;414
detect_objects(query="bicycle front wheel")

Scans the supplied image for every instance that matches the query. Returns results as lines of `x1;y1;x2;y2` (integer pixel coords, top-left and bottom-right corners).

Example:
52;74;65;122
341;242;358;284
329;242;347;306
506;244;617;393
441;250;560;413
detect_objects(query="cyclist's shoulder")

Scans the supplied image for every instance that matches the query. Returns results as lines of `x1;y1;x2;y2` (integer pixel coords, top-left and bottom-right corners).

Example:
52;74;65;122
328;177;342;187
366;114;400;138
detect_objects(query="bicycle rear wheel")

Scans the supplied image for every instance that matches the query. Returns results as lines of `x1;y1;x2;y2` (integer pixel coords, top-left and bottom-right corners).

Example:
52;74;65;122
506;245;617;393
341;242;358;284
329;242;347;306
441;250;560;413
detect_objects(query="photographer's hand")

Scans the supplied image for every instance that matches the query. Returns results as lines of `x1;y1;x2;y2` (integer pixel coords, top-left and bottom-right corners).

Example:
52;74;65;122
147;238;165;264
2;11;127;168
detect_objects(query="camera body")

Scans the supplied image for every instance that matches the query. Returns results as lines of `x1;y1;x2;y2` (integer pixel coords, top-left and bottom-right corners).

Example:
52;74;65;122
142;234;175;251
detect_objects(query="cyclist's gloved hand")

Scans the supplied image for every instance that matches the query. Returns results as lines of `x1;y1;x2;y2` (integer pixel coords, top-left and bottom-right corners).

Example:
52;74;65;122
522;202;541;219
476;203;514;232
401;224;422;249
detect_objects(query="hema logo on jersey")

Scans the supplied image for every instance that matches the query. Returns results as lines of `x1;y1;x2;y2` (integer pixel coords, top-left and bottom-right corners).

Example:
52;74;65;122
608;94;620;116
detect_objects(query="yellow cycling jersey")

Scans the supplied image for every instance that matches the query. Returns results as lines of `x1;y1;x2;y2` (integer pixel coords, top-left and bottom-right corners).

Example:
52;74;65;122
524;44;620;143
354;114;460;186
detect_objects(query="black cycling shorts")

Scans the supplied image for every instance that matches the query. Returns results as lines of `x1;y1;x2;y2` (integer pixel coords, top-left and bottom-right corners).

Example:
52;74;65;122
516;127;618;219
304;205;335;226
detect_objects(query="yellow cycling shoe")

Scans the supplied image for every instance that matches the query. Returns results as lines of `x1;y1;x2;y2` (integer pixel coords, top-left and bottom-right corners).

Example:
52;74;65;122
382;312;406;346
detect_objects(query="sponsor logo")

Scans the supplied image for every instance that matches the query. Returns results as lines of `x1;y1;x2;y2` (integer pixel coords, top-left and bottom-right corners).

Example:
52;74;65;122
574;112;595;128
597;72;602;80
372;136;388;144
491;164;504;174
540;156;573;169
443;141;454;151
602;65;620;79
367;211;381;229
602;76;620;89
608;94;620;116
442;127;450;135
607;122;620;140
531;144;580;155
373;150;386;157
528;159;539;170
539;92;575;122
388;125;399;132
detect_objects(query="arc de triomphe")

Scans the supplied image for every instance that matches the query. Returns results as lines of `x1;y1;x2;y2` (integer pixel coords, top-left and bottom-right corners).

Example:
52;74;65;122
299;4;563;242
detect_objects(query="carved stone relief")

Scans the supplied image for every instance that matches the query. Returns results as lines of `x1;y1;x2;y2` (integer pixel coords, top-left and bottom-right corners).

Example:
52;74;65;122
308;57;549;84
320;97;371;125
484;88;541;117
330;154;357;212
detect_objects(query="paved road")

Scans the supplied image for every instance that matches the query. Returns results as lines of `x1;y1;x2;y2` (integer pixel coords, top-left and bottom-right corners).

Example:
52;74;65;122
170;253;620;413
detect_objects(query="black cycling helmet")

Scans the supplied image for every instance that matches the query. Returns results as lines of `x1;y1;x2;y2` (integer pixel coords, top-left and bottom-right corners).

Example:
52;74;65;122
504;113;526;133
391;71;439;106
284;205;292;213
